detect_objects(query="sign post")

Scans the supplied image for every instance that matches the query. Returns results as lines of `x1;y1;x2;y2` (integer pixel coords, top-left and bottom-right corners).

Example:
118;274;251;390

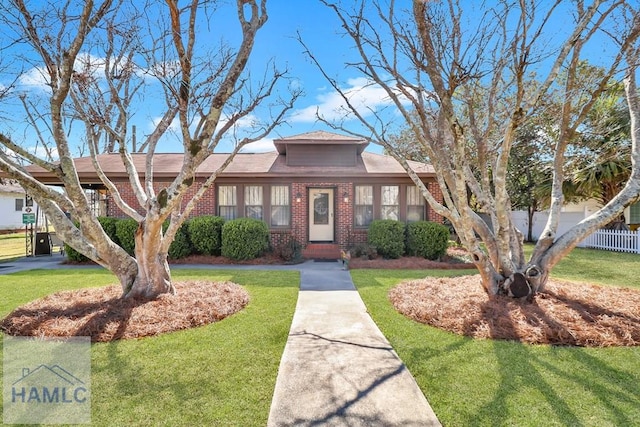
23;207;35;256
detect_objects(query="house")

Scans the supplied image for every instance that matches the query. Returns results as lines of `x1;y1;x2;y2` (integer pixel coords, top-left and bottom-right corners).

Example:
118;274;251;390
26;131;443;258
512;198;640;247
0;181;41;231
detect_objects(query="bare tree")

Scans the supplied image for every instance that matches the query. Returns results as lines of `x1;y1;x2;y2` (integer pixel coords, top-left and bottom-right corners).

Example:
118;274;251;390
306;0;640;298
0;0;299;298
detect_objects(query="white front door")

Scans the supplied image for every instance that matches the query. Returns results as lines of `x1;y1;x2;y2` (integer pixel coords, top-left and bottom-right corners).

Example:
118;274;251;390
309;188;334;241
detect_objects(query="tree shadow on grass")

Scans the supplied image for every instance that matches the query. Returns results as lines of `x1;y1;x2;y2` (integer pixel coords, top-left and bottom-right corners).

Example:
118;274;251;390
462;298;640;426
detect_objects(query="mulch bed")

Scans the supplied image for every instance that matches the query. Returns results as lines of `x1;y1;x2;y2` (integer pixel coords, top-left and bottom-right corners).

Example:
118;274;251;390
1;280;249;342
6;247;639;347
389;275;640;347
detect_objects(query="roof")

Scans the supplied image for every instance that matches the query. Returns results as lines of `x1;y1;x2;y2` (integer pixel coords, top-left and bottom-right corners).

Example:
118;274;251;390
0;181;25;194
25;151;435;184
273;130;369;154
23;131;435;184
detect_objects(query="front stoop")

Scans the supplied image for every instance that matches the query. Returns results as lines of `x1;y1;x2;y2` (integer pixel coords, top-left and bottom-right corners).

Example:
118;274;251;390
303;243;341;260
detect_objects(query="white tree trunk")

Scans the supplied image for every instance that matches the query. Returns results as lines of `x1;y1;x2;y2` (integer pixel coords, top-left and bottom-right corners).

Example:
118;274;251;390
124;219;175;299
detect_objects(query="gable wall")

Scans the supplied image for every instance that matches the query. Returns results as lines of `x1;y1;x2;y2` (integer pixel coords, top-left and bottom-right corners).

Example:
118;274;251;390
286;144;357;167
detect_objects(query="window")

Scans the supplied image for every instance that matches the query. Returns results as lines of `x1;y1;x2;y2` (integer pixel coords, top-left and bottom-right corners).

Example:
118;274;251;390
406;186;425;222
270;186;290;226
355;185;374;226
218;185;237;220
381;185;399;220
245;185;263;220
15;198;23;211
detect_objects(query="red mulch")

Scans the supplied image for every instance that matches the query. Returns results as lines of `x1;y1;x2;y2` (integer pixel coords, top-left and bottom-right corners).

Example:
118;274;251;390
1;280;249;342
389;275;640;347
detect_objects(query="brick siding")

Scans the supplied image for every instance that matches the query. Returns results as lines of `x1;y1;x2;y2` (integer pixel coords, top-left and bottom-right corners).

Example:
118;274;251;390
108;178;444;251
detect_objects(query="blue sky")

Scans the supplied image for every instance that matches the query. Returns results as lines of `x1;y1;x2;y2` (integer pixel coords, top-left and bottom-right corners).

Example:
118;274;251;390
0;1;629;158
1;1;392;157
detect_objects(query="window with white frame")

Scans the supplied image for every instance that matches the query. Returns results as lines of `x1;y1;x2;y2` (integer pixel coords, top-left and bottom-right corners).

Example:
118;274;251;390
270;185;290;226
355;185;374;227
381;185;399;220
245;185;263;220
218;185;237;220
406;185;425;222
15;198;24;211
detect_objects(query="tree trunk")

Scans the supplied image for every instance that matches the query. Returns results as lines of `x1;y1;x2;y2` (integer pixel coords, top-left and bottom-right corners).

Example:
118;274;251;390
527;206;535;242
123;219;175;299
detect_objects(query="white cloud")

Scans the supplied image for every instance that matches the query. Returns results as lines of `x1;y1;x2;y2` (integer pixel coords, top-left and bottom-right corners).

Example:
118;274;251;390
30;145;59;160
240;138;275;153
18;66;50;91
149;115;181;133
289;77;406;123
219;113;259;131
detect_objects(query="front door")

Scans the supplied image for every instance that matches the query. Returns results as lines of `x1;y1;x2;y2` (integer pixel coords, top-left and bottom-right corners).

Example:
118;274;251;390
309;188;334;241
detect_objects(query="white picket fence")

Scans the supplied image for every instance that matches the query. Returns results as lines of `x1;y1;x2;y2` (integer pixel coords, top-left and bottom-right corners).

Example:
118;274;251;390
583;229;640;254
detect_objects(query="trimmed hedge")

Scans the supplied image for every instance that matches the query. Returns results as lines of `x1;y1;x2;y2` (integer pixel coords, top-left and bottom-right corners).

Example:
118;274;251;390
164;221;192;259
406;221;450;260
187;215;225;255
221;218;269;260
367;219;405;259
115;218;138;256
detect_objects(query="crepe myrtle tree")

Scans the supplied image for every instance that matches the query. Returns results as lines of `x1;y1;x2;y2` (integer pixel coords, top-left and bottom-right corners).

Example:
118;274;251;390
0;0;300;299
306;0;640;298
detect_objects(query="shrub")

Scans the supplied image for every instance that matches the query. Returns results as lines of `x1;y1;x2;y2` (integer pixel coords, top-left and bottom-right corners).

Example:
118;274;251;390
65;217;119;262
115;218;138;256
351;243;377;260
405;221;450;260
272;239;303;263
187;215;225;255
98;216;120;246
63;221;89;262
367;219;405;259
221;218;269;260
64;239;89;262
164;220;193;259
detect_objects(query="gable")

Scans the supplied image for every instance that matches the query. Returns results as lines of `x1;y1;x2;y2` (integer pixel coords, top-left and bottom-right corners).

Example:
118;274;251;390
285;144;357;167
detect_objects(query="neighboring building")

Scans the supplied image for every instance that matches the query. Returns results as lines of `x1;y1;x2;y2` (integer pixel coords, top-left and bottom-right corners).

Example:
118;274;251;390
0;181;40;231
27;131;443;258
511;198;640;246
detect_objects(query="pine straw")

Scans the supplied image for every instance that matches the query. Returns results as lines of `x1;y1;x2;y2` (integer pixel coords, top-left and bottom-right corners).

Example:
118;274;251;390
1;281;249;342
389;275;640;347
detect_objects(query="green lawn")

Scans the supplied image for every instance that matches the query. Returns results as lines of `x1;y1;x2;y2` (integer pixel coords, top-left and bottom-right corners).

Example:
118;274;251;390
0;269;299;426
2;248;639;425
351;250;640;427
0;232;27;262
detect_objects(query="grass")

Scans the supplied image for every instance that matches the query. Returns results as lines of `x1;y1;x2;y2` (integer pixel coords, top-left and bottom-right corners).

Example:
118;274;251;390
351;250;640;426
0;268;299;426
2;247;639;425
0;232;27;262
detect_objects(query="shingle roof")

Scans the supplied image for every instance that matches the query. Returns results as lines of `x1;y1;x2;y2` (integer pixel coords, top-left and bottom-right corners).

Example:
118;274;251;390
0;181;25;194
24;130;435;184
25;150;434;184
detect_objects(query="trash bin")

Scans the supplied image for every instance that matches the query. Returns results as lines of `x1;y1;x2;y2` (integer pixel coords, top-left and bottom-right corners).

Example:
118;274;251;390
34;232;52;256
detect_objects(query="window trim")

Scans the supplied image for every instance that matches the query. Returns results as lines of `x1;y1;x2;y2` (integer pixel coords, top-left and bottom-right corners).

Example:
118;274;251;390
270;185;291;228
352;182;431;226
217;183;292;228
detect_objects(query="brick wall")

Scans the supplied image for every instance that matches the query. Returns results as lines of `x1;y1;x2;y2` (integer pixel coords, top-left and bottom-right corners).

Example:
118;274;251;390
108;181;216;218
427;181;445;223
108;178;444;250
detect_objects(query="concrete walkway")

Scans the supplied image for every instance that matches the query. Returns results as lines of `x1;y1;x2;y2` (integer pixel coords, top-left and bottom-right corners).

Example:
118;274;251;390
267;261;440;426
0;256;441;425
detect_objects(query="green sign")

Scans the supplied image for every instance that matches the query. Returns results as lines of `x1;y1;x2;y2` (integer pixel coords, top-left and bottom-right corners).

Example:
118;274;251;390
22;213;35;224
